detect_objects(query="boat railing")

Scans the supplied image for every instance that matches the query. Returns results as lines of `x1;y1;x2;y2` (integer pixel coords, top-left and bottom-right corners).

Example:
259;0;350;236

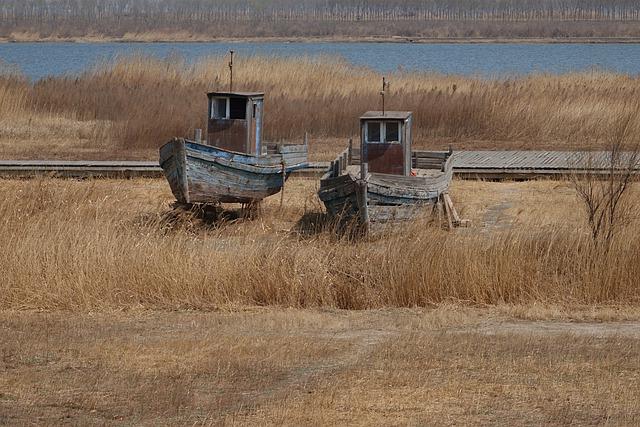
412;150;452;172
326;139;357;178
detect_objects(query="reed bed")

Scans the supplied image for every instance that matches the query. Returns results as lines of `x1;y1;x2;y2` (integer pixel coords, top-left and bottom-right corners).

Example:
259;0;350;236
1;178;639;311
3;55;640;159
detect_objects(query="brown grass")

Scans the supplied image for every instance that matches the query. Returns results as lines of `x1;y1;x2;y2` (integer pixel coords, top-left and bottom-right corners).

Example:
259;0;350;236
3;55;640;160
1;177;639;312
2;309;639;425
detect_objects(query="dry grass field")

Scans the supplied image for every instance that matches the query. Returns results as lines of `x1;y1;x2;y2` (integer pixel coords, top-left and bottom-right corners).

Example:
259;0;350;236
0;177;635;310
2;309;640;425
1;176;639;311
1;177;640;423
3;55;640;161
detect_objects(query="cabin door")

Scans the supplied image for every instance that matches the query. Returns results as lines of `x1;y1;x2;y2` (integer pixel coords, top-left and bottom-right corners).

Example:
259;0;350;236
208;97;250;153
363;121;405;175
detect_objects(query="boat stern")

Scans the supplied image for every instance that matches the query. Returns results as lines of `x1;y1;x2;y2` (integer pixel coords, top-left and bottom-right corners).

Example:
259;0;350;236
159;138;190;204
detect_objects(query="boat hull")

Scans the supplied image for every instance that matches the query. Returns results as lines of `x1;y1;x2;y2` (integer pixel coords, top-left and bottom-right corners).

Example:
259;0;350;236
160;138;308;204
319;150;453;224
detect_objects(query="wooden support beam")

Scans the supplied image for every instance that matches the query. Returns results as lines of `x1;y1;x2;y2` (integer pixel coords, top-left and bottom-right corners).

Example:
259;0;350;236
280;160;286;207
359;162;370;233
442;194;454;230
443;192;471;228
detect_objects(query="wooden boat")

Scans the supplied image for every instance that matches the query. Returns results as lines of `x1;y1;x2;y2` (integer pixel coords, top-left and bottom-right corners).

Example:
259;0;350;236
319;111;456;226
160;138;308;204
159;91;308;205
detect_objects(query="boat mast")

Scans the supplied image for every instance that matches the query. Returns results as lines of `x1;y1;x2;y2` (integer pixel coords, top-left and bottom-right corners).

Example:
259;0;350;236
229;50;234;92
380;77;389;115
380;77;387;116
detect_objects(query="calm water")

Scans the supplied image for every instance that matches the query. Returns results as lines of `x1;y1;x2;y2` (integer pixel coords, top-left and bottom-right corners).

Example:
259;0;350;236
2;42;640;80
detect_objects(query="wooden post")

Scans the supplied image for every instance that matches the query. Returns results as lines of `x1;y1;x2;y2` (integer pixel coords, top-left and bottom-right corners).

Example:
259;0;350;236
280;160;286;207
194;128;202;144
348;138;353;165
360;162;369;233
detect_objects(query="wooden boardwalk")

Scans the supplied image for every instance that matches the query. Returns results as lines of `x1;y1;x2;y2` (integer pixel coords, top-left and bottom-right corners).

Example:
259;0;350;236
0;151;638;180
0;160;164;178
451;150;638;179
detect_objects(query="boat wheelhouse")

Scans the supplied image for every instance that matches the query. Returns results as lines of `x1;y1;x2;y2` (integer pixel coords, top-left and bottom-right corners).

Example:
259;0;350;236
318;110;459;228
159;91;308;206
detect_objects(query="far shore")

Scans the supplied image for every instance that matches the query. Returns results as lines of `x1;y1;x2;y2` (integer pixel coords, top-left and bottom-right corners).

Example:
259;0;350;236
4;34;640;44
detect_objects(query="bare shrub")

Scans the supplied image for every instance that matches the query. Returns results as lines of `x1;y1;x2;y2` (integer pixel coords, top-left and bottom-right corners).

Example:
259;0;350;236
570;113;640;249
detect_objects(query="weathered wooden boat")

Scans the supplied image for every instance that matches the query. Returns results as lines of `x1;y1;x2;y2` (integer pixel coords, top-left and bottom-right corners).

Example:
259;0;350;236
159;91;308;205
319;111;458;227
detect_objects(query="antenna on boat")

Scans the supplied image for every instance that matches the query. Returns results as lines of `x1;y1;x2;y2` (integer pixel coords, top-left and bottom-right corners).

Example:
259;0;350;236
229;50;234;92
380;77;389;115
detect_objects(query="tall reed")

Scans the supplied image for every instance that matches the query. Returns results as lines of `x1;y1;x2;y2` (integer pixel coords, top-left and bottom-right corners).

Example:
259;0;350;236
3;55;640;155
1;179;638;311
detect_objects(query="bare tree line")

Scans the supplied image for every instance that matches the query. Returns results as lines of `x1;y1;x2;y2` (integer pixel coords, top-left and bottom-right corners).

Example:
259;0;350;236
3;0;640;24
3;1;640;39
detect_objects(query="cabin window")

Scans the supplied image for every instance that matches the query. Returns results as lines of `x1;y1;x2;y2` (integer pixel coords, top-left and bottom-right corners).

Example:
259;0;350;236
386;122;400;143
367;122;381;143
365;121;402;144
212;98;228;119
229;98;247;119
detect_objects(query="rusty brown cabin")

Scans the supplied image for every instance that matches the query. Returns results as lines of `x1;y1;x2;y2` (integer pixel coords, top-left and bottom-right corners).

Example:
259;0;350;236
360;111;413;176
207;92;264;155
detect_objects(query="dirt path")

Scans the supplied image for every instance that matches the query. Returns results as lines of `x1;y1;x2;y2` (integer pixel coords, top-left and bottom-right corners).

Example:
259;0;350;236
224;327;397;416
227;317;640;418
481;185;517;229
454;320;640;338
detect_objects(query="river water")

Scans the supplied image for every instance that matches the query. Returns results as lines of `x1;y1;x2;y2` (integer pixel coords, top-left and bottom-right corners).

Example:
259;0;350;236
1;41;640;80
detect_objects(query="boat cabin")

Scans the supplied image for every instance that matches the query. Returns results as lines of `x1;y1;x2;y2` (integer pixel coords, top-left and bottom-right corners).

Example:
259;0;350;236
360;111;412;176
207;91;264;155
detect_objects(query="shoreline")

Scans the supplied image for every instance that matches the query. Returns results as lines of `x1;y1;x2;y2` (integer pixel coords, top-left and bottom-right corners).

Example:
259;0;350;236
3;34;640;44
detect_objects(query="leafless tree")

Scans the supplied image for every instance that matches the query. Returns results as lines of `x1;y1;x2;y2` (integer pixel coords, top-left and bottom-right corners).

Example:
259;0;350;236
570;113;640;250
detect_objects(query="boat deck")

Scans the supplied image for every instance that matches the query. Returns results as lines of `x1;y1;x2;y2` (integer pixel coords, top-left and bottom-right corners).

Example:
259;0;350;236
344;164;442;178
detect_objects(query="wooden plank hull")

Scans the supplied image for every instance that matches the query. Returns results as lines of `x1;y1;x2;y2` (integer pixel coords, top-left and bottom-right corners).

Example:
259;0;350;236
319;174;361;218
159;138;308;204
319;150;453;224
